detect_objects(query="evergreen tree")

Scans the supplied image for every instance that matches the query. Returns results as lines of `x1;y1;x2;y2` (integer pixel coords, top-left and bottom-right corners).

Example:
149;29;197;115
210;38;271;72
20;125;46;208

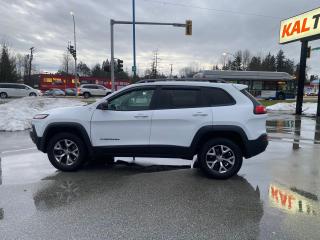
276;50;285;72
0;44;18;82
248;56;262;71
262;53;276;71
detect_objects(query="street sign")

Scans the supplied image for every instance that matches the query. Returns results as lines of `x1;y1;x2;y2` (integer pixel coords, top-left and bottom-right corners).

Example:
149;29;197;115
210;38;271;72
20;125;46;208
132;66;136;72
280;7;320;44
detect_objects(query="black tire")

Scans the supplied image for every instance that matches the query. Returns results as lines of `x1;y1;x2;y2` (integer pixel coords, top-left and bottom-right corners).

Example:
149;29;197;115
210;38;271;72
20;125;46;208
47;132;87;171
29;92;37;97
198;138;243;179
106;92;111;96
83;92;91;98
0;92;8;99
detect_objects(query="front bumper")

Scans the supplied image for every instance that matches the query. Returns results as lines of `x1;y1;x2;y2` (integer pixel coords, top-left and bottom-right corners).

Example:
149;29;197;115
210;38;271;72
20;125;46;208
30;125;44;151
245;133;268;158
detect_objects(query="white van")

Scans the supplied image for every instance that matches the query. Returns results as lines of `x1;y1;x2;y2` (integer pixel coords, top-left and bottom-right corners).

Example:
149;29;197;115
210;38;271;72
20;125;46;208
0;83;40;98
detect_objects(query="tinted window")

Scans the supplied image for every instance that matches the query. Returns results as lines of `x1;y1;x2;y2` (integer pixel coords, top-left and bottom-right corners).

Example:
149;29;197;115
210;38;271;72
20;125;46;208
108;89;154;111
158;88;201;109
204;88;235;106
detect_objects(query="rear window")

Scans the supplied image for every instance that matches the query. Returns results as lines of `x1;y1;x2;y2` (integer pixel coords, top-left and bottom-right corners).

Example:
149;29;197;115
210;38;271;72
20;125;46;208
241;89;261;107
158;88;201;109
203;87;236;106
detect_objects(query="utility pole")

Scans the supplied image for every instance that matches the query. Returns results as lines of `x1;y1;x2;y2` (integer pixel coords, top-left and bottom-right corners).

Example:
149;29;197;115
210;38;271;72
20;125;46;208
110;19;115;92
29;47;34;87
296;41;308;115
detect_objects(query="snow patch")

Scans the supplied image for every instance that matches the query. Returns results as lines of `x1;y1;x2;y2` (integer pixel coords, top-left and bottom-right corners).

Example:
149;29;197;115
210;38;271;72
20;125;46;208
267;102;317;116
0;97;85;131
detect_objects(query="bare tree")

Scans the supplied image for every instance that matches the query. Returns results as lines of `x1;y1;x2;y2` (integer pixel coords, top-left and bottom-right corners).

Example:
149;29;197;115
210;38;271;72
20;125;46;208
242;50;251;71
58;52;74;75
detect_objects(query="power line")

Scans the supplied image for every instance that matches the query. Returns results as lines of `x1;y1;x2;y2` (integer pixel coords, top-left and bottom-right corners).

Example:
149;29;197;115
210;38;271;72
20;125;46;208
142;0;281;19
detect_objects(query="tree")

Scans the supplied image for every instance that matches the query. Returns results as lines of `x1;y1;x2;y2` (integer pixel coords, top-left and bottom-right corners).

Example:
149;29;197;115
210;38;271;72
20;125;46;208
248;56;262;71
91;64;103;77
0;44;18;82
276;50;285;72
261;53;276;71
231;51;242;70
57;52;74;75
77;61;91;76
242;50;251;71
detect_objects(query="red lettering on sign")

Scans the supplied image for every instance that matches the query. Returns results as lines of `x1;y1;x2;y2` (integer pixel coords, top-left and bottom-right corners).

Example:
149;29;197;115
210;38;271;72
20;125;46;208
301;18;310;32
282;23;292;37
288;195;295;209
279;191;288;207
271;186;279;202
291;20;301;35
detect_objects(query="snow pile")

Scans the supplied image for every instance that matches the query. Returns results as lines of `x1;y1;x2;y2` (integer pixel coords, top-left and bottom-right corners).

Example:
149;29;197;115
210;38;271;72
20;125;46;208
0;97;85;131
267;102;317;116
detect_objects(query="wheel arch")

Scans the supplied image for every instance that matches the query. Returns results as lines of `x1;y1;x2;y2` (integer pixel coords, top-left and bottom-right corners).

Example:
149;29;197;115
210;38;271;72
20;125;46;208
41;123;93;156
190;125;249;158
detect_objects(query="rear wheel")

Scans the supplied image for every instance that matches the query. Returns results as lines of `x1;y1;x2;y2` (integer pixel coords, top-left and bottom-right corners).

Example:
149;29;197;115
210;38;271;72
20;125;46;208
83;92;91;98
198;138;243;179
47;133;87;171
0;92;8;99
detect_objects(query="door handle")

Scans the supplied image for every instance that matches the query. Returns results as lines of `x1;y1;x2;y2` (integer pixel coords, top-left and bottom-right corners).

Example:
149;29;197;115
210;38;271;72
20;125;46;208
134;115;148;118
192;112;208;117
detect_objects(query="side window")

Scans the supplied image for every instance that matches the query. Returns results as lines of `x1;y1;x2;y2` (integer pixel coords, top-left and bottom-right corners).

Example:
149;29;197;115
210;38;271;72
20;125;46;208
108;89;155;111
203;88;236;106
158;88;201;109
98;85;105;90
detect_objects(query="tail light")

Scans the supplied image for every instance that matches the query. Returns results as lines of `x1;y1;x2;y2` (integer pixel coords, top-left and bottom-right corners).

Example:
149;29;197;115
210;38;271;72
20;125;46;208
254;105;267;114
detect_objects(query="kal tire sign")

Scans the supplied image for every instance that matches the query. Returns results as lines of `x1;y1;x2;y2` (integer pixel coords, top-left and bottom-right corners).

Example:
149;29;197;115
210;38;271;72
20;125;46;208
280;7;320;44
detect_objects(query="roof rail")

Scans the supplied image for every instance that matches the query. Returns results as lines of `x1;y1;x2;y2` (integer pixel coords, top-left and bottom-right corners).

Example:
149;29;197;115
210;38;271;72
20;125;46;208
136;78;227;84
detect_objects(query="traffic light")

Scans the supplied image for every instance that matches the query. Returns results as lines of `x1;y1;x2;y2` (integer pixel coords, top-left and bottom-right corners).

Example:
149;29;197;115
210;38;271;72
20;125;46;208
307;46;311;58
185;20;192;36
117;59;123;72
68;45;77;60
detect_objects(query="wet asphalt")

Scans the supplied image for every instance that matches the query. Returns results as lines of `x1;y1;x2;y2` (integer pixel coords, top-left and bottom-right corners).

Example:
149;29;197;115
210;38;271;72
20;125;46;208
0;113;320;240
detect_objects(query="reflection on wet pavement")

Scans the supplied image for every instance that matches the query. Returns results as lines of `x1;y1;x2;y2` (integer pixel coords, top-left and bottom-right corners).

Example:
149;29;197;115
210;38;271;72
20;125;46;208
267;113;320;146
269;184;318;216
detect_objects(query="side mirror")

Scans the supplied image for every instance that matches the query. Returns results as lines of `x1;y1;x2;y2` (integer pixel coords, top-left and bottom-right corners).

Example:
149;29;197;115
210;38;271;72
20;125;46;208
97;101;109;110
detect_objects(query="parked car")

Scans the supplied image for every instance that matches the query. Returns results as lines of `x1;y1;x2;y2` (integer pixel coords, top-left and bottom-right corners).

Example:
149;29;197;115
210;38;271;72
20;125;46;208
79;84;112;98
0;83;40;98
43;89;66;97
30;79;268;179
65;88;77;96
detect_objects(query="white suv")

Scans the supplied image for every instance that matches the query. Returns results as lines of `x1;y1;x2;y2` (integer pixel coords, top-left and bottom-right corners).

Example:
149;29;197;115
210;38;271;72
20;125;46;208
79;84;112;98
0;83;40;98
30;80;268;179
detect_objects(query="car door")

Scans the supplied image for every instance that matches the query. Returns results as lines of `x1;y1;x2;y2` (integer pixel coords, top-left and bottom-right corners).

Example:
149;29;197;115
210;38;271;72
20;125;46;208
91;87;156;147
150;87;212;147
97;85;106;96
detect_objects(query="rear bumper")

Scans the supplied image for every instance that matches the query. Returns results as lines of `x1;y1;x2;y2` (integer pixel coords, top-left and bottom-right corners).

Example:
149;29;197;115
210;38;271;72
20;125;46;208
30;125;44;152
245;134;268;158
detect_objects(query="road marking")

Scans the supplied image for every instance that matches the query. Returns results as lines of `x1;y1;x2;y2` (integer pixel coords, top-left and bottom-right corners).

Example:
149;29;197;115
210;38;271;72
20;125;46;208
1;147;37;154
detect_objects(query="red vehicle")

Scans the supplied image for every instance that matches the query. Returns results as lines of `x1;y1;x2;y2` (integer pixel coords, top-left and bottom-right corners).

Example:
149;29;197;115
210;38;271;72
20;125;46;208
38;74;129;92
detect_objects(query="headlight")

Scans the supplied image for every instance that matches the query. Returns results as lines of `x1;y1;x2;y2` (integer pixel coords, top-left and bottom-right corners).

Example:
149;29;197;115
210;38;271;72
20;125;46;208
33;114;49;119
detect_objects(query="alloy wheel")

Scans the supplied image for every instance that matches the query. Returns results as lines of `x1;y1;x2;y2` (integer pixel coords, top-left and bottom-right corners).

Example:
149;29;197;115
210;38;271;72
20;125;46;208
206;145;235;174
53;139;80;166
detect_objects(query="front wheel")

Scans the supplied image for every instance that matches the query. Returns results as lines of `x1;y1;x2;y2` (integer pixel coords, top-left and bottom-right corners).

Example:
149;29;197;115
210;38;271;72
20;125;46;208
29;92;37;97
198;138;243;179
47;133;87;171
83;92;91;98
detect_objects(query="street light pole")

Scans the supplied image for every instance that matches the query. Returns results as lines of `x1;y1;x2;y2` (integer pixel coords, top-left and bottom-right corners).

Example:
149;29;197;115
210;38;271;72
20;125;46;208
70;12;78;96
110;19;115;92
132;0;137;81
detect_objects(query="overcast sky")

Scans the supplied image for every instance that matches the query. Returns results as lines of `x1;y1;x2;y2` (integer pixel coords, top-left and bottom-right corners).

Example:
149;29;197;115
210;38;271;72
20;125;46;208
1;0;320;76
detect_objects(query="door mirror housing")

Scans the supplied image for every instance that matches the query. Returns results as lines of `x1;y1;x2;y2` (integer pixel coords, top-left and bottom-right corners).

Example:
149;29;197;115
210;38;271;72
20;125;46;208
97;101;109;110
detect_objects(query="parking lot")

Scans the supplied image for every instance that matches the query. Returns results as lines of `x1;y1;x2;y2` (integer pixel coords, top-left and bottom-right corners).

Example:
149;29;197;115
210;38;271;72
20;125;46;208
0;113;319;239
